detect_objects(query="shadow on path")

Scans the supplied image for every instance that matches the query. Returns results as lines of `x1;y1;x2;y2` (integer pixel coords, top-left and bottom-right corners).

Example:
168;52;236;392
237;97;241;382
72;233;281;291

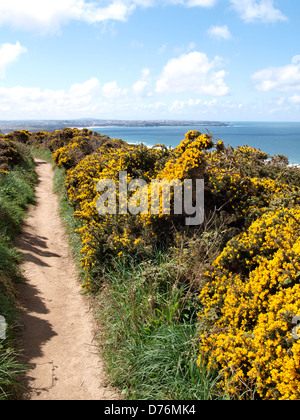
15;231;60;267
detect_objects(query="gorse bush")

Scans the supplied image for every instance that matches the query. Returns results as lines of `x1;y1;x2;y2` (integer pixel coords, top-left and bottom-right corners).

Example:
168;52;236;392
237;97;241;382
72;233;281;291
61;131;227;291
0;136;25;173
199;208;300;399
53;134;127;171
64;142;171;291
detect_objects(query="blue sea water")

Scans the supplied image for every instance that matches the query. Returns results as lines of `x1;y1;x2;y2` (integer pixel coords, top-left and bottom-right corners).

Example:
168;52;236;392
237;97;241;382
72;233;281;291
92;122;300;165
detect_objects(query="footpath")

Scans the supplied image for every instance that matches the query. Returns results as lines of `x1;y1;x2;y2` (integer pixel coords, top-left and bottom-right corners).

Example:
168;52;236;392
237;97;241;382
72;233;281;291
16;159;118;400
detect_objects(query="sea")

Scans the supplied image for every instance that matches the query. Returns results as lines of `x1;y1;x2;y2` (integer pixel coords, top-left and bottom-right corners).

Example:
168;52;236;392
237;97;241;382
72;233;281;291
91;122;300;165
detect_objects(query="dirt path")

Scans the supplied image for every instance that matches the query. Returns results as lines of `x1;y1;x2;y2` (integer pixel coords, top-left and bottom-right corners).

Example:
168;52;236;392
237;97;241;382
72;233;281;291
16;159;119;400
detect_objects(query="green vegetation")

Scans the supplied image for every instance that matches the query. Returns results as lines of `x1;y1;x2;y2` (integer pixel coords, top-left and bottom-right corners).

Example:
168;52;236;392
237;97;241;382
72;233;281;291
0;139;37;399
96;252;224;400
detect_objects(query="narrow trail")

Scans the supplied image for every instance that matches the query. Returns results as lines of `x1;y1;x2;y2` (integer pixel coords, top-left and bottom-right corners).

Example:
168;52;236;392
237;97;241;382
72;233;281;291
16;159;119;400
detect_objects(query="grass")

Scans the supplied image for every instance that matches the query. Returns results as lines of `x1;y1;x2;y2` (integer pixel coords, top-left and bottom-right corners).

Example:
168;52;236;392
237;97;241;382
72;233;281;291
119;324;222;400
28;146;53;163
0;147;37;399
96;253;228;400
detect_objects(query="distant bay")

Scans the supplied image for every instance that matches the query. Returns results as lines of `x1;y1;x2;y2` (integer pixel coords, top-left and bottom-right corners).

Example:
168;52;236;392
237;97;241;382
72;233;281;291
92;122;300;165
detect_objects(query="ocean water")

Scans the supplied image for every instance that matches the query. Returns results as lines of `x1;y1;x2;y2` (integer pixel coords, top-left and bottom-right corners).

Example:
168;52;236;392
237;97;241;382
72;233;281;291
92;122;300;165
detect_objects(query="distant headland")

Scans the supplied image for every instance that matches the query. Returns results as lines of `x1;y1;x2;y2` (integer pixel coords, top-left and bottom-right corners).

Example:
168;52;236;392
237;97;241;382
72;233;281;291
0;119;228;134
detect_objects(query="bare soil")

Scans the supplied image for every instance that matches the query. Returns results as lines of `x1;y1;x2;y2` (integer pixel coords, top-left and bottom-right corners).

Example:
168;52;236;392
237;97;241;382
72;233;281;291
16;159;119;400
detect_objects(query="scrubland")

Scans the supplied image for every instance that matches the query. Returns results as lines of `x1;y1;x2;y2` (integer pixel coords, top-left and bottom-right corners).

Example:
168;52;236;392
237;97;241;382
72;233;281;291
1;127;300;399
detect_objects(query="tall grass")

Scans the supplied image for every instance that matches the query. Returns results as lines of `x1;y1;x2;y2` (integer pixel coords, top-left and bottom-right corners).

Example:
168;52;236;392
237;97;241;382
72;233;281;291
0;148;37;399
96;253;228;400
28;146;53;163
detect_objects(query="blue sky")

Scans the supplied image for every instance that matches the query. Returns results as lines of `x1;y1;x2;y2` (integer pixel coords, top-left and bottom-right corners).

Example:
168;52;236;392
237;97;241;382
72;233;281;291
0;0;299;121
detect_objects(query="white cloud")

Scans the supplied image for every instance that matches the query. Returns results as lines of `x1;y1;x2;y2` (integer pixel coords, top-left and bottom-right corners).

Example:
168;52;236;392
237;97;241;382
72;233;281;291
0;41;27;79
165;0;217;6
168;98;202;112
173;41;197;56
155;51;229;96
0;0;219;34
0;78;103;117
0;0;136;34
189;0;217;5
252;58;300;92
102;81;127;98
69;77;101;97
289;94;300;103
292;55;300;65
229;0;287;23
158;44;168;55
0;0;288;34
132;68;151;96
132;80;148;95
1;76;298;121
207;25;232;40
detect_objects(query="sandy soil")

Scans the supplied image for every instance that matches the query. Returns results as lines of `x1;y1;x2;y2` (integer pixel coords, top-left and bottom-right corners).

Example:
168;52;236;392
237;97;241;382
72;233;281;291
16;159;119;400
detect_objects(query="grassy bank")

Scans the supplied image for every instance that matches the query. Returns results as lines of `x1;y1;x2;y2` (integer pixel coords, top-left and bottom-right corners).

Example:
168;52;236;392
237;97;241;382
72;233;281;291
0;140;37;399
95;252;225;400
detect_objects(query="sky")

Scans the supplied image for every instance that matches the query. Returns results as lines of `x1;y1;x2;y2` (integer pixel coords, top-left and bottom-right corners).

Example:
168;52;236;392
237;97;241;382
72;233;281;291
0;0;299;122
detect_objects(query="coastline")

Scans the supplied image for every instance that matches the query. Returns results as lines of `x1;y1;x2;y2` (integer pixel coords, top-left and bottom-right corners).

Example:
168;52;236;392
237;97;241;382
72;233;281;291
1;121;299;165
88;123;300;165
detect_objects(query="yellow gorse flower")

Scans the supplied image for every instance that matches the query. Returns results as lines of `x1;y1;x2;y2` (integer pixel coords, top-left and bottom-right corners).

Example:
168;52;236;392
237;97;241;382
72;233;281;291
198;208;300;400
